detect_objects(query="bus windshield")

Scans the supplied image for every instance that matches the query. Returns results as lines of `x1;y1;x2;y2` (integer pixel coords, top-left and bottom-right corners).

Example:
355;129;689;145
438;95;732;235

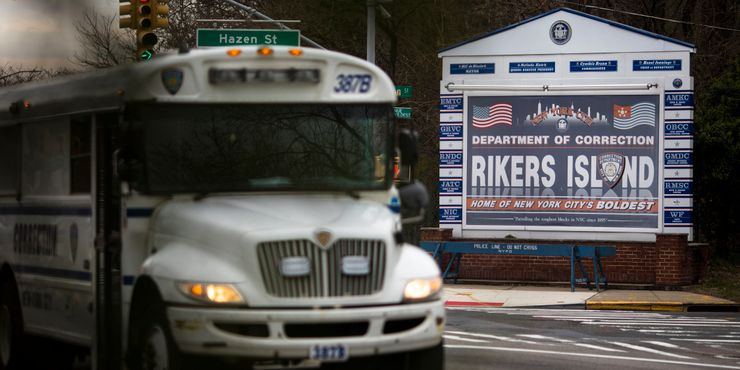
125;103;393;194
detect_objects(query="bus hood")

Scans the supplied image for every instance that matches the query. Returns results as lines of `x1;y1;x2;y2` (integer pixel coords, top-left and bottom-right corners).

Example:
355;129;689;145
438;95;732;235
144;194;434;307
150;194;396;251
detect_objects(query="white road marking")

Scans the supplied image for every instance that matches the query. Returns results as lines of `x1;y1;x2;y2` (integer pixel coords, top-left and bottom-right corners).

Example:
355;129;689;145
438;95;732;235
448;307;668;317
443;334;489;343
517;334;572;343
534;315;721;322
704;344;740;355
716;355;740;361
446;331;539;344
583;321;740;327
626;329;701;333
573;343;626;352
548;318;737;324
642;340;689;350
517;334;626;352
671;339;740;343
445;344;740;369
610;341;694;359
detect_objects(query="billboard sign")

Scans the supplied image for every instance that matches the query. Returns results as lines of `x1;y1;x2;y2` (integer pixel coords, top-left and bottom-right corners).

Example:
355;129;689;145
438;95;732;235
450;63;495;75
633;59;682;71
465;95;660;229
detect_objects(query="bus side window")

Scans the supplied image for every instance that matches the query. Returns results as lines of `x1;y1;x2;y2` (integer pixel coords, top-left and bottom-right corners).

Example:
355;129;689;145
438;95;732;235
0;125;19;196
70;117;91;194
21;119;70;196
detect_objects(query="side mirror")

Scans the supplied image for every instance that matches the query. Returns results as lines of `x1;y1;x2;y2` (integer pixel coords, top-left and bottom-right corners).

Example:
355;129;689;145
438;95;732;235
397;128;419;167
399;180;429;224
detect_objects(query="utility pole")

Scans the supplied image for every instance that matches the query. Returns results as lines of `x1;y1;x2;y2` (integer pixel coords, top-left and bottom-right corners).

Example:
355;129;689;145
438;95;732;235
366;0;392;64
367;0;376;64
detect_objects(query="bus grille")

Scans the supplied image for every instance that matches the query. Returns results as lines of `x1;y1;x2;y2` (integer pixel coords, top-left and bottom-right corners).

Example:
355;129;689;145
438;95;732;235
257;239;386;298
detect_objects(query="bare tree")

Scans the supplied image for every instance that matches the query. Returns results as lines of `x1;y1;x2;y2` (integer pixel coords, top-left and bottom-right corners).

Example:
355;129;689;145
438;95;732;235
73;10;136;68
0;65;45;86
0;64;73;87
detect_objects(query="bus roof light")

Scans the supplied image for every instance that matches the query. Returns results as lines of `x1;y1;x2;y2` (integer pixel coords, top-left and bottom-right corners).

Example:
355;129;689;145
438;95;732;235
208;67;320;84
226;49;242;57
257;47;273;57
289;48;303;57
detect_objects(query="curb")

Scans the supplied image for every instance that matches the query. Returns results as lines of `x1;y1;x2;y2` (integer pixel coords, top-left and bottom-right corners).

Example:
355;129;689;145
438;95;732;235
587;301;685;312
586;301;740;312
445;301;504;307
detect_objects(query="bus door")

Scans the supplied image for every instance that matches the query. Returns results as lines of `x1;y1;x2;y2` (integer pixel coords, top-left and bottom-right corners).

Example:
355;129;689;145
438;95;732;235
15;115;95;343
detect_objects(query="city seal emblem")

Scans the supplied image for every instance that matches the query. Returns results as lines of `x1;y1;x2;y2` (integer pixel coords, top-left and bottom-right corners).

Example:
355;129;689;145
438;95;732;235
598;153;625;188
161;68;184;95
550;21;571;45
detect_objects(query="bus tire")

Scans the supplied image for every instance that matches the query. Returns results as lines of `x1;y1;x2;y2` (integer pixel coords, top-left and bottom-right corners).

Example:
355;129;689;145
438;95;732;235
0;279;23;370
405;341;444;370
128;300;183;370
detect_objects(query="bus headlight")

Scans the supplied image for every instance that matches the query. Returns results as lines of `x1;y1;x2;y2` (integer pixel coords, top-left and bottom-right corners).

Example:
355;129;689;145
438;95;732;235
403;277;442;302
178;283;244;304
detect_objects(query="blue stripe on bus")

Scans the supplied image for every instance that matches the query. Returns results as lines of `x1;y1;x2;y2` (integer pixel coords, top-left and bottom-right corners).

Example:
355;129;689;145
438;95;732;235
14;265;137;286
14;264;92;281
127;208;153;218
0;205;154;218
0;206;92;216
123;275;136;286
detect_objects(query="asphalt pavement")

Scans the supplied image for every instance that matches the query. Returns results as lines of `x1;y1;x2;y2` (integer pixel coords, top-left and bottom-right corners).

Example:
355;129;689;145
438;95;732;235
444;307;740;370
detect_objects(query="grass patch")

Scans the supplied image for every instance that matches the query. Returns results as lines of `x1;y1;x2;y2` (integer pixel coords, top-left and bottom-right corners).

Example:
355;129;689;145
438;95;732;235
685;256;740;303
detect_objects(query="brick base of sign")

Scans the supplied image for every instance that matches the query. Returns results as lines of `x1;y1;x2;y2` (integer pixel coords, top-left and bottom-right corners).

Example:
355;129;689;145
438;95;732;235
420;228;709;287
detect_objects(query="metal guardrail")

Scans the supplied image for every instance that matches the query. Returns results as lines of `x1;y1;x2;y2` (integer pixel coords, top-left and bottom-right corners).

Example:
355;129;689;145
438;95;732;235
419;241;616;292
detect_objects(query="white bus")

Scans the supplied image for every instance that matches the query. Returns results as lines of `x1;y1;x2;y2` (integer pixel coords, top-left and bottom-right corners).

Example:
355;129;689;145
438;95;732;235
0;46;444;370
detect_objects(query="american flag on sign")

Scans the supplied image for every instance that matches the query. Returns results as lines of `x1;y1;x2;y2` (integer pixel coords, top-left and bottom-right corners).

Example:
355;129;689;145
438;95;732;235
472;103;513;128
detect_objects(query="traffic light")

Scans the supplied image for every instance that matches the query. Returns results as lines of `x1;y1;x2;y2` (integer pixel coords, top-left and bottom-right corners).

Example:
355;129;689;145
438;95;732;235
119;0;169;61
136;0;157;60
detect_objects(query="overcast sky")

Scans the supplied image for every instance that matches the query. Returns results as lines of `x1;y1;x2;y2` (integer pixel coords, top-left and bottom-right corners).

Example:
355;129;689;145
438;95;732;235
0;0;116;69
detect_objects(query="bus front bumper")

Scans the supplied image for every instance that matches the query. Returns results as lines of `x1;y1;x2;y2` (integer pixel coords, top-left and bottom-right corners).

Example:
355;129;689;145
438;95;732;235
167;300;444;359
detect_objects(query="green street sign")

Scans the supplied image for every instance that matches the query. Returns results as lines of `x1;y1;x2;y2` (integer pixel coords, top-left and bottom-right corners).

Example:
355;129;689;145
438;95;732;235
197;29;301;47
395;85;413;98
394;107;412;119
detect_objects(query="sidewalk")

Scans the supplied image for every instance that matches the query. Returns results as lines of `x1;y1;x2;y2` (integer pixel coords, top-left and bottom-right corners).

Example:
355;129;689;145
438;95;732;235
442;284;740;312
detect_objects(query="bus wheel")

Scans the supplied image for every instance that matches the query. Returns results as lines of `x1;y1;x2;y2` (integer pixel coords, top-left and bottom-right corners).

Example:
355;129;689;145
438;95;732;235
0;280;23;370
130;302;182;370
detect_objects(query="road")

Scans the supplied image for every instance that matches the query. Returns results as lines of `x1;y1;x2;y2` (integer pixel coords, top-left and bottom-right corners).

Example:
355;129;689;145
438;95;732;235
444;307;740;370
32;307;740;369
